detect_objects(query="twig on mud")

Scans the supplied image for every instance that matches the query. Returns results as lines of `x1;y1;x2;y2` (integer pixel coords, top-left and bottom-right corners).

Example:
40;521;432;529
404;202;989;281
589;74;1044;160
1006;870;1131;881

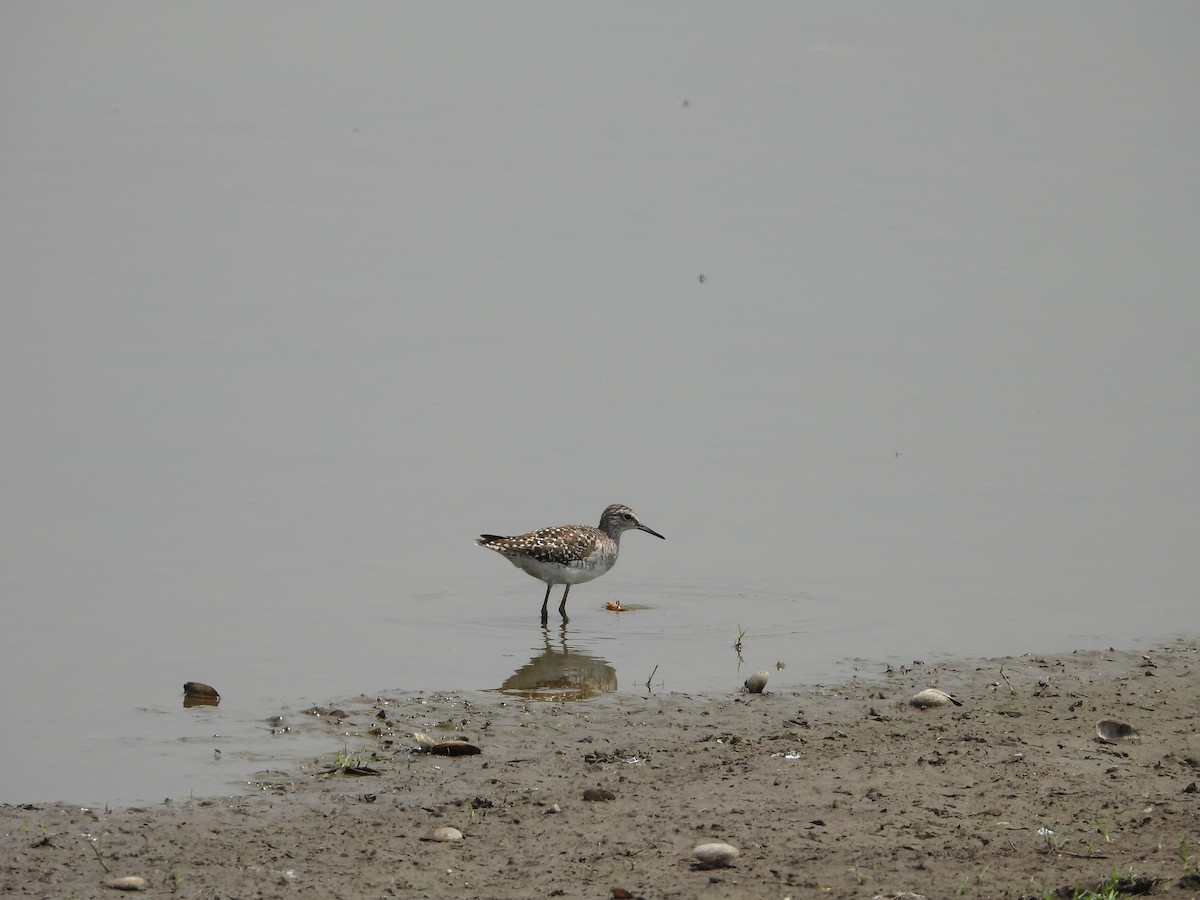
645;665;658;691
1058;850;1109;860
86;833;110;874
999;664;1014;694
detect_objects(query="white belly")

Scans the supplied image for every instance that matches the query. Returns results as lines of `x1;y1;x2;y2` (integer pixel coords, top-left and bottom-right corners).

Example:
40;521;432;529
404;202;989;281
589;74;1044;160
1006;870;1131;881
512;554;616;586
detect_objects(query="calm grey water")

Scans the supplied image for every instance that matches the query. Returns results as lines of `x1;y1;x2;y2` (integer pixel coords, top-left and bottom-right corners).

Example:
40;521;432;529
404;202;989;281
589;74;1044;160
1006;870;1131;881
2;3;1197;806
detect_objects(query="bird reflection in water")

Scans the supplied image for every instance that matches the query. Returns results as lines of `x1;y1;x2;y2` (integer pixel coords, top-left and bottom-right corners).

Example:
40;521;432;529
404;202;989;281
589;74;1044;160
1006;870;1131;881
496;626;617;701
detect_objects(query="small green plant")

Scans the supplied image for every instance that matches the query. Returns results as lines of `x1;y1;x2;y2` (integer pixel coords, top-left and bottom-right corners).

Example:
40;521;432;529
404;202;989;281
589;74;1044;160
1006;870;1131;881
1045;867;1140;900
848;865;870;885
333;744;373;770
1038;826;1063;854
956;865;989;893
1178;836;1195;872
1095;867;1136;898
1094;817;1113;844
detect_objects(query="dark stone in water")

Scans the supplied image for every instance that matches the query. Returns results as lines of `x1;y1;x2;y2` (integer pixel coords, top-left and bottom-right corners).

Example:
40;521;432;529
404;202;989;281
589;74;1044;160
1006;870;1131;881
183;682;220;708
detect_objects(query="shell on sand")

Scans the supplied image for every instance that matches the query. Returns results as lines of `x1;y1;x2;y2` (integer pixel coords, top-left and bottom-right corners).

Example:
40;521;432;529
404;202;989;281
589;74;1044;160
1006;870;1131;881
909;688;961;709
1096;719;1139;743
692;842;739;868
421;826;463;842
743;670;770;693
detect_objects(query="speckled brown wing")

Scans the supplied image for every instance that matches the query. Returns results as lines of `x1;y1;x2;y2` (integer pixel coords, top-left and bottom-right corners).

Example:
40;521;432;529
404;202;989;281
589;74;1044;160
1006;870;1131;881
479;525;606;569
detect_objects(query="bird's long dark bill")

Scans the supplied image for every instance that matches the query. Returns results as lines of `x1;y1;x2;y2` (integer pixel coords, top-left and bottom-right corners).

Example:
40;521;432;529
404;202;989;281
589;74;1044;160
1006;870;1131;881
639;525;666;540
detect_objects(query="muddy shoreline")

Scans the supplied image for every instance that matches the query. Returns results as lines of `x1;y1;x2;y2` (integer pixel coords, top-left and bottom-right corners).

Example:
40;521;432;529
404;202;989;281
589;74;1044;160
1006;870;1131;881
3;643;1198;898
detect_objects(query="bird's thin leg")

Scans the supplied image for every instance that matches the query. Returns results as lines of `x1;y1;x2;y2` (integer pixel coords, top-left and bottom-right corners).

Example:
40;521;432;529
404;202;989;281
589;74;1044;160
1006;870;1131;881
541;583;552;624
558;583;571;620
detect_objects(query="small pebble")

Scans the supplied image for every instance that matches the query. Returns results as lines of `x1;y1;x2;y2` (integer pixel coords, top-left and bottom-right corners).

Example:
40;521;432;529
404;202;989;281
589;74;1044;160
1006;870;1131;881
105;876;148;891
692;841;739;868
582;788;616;801
420;826;463;842
743;670;770;693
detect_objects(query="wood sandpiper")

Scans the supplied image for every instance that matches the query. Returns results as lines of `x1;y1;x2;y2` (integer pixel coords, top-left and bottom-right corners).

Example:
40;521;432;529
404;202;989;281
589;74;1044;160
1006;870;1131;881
476;504;665;622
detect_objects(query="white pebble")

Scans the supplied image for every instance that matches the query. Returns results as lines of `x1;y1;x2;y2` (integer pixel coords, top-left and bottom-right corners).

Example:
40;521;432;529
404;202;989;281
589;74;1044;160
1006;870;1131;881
105;876;148;891
421;826;463;842
693;841;739;868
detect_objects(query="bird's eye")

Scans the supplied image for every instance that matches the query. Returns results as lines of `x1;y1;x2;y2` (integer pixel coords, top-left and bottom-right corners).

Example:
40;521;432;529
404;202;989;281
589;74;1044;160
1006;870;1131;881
623;512;633;520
